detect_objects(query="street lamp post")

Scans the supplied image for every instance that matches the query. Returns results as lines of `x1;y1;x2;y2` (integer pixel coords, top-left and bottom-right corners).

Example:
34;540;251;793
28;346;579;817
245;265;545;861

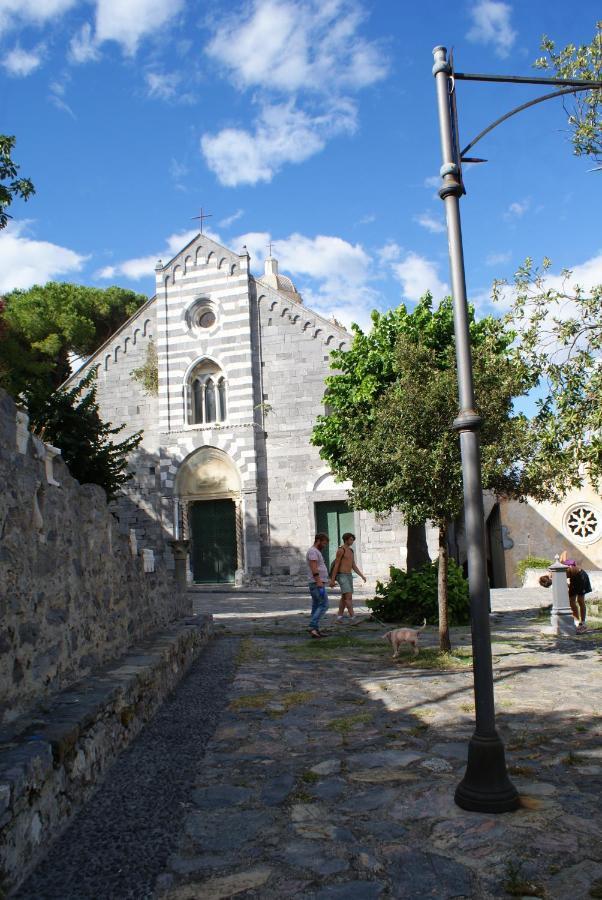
432;46;519;814
431;46;602;813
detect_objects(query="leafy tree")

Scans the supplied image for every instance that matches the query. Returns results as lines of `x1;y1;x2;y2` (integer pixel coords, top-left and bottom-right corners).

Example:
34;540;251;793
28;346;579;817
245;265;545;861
313;296;544;651
27;369;142;501
494;258;602;488
0;135;35;229
314;295;485;571
0;282;147;394
534;22;602;164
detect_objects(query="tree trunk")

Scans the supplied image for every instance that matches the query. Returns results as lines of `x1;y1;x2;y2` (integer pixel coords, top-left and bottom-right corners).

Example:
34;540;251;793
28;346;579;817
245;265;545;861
438;522;451;652
406;522;430;573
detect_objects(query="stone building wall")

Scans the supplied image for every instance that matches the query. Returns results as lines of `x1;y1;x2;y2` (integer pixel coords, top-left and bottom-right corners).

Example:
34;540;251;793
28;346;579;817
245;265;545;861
0;389;188;725
256;283;422;583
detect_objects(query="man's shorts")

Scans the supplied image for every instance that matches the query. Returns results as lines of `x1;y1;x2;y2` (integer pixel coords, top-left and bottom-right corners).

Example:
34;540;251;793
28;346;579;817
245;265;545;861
337;573;354;594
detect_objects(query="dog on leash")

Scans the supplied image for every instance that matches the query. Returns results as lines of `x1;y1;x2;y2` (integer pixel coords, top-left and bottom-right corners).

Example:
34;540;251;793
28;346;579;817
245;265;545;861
383;620;426;658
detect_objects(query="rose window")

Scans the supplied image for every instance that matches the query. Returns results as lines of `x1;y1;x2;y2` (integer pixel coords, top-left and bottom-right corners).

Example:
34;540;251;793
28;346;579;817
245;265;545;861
563;503;601;545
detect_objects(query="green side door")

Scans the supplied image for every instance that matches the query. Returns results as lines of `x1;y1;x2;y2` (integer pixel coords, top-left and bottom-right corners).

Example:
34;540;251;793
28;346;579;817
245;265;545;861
315;501;355;571
190;499;237;583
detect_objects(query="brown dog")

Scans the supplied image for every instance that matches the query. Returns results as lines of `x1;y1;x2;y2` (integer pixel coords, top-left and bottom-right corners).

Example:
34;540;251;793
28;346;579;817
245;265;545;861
383;620;426;658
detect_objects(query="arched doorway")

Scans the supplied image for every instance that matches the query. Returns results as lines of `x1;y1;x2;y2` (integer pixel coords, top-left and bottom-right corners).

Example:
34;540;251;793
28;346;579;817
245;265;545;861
175;447;243;584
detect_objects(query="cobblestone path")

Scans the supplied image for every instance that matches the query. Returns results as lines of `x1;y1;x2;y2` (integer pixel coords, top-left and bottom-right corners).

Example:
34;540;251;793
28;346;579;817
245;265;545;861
17;591;602;899
156;593;602;899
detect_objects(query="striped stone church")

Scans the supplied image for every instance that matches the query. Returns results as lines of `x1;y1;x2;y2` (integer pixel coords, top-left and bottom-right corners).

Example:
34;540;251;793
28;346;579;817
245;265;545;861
68;231;417;586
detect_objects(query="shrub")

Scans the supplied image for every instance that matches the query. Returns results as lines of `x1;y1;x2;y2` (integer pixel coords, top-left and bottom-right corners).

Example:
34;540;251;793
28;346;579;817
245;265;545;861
367;558;470;626
516;556;551;583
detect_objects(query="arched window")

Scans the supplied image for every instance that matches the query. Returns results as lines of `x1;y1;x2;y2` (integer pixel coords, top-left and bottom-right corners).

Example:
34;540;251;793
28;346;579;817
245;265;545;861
186;359;227;426
192;380;203;424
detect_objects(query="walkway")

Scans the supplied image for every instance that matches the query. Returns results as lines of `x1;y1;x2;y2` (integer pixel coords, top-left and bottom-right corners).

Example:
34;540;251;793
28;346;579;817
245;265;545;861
19;587;602;899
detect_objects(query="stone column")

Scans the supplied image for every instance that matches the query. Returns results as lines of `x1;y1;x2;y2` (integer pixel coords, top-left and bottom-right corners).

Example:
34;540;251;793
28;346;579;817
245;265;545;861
169;539;190;589
549;555;574;636
234;497;245;586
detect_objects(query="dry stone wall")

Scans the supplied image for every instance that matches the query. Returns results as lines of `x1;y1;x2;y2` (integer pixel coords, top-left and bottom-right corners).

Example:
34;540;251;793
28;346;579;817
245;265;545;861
0;388;189;725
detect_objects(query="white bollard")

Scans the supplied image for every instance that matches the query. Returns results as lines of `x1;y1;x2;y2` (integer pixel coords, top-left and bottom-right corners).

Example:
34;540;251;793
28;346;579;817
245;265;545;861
549;555;575;636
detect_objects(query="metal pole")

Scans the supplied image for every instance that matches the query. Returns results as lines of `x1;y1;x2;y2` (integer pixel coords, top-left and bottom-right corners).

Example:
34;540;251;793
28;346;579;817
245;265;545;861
432;46;519;813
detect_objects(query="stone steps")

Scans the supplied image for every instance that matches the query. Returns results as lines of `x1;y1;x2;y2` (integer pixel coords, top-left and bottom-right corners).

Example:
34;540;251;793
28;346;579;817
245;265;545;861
0;614;213;895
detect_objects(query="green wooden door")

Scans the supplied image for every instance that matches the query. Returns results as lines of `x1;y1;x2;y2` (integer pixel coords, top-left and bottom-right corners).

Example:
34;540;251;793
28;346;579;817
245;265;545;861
190;499;237;583
315;501;355;571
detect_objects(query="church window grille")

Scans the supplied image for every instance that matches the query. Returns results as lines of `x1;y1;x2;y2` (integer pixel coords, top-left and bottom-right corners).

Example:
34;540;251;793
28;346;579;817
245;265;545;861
205;380;216;423
562;503;601;545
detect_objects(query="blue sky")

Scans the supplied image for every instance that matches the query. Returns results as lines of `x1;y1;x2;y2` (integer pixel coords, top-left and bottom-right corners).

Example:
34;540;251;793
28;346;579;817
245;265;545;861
1;0;600;334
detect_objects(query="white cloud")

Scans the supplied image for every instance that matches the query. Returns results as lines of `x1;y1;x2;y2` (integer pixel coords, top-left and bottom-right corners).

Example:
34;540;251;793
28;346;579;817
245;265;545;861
0;221;87;292
391;251;449;302
504;198;530;220
206;0;388;94
236;229;377;330
2;45;43;77
414;211;445;234
68;23;101;64
49;78;75;117
219;209;245;229
201;99;356;186
356;213;375;225
0;0;76;36
145;70;181;100
94;0;184;56
486;250;512;266
467;1;517;58
424;175;440;188
377;242;401;264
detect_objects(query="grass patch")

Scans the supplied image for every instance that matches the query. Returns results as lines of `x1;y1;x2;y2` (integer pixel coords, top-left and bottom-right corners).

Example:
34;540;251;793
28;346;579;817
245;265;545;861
327;712;373;735
229;692;273;711
300;770;320;784
286;635;384;657
503;861;545;898
563;750;578;767
395;648;473;670
279;691;315;711
236;637;266;665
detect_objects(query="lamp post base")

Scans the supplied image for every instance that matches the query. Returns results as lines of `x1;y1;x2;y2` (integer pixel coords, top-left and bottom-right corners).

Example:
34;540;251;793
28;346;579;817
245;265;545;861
455;732;520;813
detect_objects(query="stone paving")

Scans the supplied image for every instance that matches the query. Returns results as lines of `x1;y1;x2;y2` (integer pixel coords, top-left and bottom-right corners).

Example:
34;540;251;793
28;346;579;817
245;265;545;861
156;588;602;899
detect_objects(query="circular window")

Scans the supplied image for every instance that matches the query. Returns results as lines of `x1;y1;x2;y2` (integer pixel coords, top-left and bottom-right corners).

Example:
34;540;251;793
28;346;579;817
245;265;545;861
198;309;216;329
562;502;602;545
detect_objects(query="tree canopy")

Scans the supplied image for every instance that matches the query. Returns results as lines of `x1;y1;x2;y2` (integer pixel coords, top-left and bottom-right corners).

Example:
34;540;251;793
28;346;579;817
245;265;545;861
0;135;34;230
0;281;147;395
312;295;553;650
27;369;142;501
534;22;602;164
495;258;602;489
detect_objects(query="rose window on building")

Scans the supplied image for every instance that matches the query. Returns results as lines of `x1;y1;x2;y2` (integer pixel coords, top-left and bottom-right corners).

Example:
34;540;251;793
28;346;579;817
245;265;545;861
563;503;601;545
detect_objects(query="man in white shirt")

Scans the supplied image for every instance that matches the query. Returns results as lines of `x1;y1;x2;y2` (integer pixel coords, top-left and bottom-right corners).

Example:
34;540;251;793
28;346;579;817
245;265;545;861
306;532;330;638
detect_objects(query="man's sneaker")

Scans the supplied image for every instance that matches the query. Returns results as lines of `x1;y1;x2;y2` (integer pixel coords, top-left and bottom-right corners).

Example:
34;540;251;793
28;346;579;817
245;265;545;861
576;623;587;634
335;617;345;625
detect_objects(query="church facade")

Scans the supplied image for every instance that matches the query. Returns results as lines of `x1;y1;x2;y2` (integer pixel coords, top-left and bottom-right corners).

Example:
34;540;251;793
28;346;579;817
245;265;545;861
68;232;422;586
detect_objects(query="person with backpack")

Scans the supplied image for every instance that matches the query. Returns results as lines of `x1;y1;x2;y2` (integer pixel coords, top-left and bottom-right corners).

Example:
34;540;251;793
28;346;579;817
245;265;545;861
329;532;366;625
